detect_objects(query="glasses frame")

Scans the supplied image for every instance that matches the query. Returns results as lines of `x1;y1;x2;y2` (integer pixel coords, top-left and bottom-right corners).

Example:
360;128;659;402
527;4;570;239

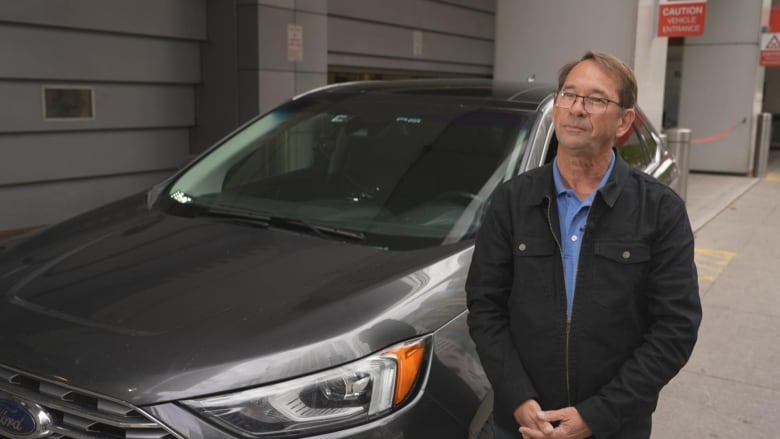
554;91;623;114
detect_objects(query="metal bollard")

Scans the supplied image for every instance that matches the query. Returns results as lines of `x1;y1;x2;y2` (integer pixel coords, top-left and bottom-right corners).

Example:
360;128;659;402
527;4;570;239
754;112;772;178
665;128;692;202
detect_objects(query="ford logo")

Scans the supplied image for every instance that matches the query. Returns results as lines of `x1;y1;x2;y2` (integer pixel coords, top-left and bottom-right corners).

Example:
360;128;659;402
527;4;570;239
0;396;53;439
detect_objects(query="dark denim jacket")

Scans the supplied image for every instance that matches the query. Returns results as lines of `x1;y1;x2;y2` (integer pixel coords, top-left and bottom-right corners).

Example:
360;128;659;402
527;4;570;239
466;155;701;438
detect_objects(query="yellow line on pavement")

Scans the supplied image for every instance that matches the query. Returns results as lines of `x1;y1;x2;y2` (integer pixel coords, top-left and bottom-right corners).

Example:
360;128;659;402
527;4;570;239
694;248;736;283
765;172;780;182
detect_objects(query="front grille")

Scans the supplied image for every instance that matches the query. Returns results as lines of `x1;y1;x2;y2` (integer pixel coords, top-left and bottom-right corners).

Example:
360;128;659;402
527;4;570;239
0;364;180;439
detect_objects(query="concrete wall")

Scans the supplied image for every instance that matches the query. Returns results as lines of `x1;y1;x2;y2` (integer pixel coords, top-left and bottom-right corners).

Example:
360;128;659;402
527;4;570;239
328;0;495;77
494;0;637;84
194;0;496;150
493;0;669;129
679;0;770;174
0;0;205;230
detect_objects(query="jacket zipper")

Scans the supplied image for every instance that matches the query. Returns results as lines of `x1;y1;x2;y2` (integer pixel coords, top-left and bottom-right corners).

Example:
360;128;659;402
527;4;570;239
544;196;571;406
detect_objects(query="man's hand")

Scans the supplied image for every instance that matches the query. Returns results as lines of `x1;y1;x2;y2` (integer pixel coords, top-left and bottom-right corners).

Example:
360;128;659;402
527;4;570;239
518;406;592;439
513;399;554;437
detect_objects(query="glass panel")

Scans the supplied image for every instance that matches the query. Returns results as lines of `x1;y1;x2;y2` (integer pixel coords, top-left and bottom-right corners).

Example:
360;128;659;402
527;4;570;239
165;94;535;250
616;126;650;169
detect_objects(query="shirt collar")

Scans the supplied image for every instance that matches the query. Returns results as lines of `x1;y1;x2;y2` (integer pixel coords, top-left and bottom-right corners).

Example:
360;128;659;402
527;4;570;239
553;149;616;200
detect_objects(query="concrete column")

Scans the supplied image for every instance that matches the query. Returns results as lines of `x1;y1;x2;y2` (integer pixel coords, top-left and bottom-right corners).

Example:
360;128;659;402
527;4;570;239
678;0;771;174
238;0;328;122
194;0;327;152
494;0;668;129
633;0;670;130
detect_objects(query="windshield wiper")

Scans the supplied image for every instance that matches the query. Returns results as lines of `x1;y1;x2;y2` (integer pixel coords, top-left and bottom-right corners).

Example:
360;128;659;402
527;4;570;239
204;205;366;242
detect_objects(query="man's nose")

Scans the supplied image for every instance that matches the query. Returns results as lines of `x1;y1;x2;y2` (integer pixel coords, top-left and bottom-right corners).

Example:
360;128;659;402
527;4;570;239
570;95;588;114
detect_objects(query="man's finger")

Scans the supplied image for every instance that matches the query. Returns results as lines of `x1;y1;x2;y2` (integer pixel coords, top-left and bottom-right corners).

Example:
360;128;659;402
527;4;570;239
535;411;556;433
538;408;566;423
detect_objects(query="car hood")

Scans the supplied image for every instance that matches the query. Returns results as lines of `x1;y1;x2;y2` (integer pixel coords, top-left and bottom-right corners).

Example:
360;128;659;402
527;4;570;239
0;196;472;405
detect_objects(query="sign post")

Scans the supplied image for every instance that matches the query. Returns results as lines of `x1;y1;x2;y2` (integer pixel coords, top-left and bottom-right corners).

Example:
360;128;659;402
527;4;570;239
657;0;707;38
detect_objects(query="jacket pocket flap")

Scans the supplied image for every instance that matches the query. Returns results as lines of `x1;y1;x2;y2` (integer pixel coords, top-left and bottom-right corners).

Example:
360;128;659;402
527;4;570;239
595;241;650;263
513;238;556;256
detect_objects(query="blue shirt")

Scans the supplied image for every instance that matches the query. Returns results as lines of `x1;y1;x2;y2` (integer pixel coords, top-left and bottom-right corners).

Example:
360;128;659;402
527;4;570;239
553;151;615;318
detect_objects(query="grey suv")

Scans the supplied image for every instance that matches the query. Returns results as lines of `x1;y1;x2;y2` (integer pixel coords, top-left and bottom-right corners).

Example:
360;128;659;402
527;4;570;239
0;79;678;439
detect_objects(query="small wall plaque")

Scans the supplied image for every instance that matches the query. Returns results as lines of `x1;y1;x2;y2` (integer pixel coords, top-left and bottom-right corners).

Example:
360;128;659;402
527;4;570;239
43;86;95;121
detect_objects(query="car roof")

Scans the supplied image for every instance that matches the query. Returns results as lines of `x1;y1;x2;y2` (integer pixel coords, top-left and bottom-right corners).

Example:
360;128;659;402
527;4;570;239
295;78;556;110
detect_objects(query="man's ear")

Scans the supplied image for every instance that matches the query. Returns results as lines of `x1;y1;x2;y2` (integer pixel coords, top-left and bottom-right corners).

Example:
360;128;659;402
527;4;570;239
615;108;636;138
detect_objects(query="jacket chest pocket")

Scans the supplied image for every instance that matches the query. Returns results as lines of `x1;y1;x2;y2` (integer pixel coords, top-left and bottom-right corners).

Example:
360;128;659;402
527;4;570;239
511;238;557;303
591;241;650;309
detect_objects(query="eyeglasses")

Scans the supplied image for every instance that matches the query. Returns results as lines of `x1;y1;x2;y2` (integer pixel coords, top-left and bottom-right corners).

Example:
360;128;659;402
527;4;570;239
555;91;622;114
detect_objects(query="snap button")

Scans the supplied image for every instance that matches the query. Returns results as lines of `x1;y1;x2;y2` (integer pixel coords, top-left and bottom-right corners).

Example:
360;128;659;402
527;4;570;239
518;243;527;251
622;250;631;259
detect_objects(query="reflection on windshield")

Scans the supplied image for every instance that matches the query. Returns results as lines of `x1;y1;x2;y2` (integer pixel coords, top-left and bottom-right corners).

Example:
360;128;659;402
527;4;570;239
166;94;534;250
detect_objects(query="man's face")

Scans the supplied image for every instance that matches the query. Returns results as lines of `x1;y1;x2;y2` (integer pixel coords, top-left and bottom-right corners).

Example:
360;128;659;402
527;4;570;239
552;60;635;158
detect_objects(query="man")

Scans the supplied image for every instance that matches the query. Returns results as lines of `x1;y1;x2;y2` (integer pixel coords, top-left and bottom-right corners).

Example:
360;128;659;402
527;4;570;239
466;51;701;438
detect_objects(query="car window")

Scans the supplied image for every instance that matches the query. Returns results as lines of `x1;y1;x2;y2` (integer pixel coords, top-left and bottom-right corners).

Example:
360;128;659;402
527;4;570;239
616;125;651;169
165;94;536;250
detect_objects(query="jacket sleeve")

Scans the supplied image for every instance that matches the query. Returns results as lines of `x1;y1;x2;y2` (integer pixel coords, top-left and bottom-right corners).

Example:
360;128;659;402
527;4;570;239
576;190;702;437
466;184;538;422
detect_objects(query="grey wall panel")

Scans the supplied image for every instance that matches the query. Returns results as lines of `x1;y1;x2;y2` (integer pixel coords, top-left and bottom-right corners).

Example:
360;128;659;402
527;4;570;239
295;0;327;14
294;11;328;73
689;0;764;45
258;70;296;114
239;5;327;73
0;25;200;83
295;72;327;94
240;0;294;8
0;0;206;40
239;5;295;71
435;0;495;13
680;44;760;173
0;0;204;232
328;0;494;40
192;0;241;152
328;53;491;76
0;82;194;133
0;172;172;230
239;71;262;124
328;17;492;66
494;0;636;83
0;130;189;185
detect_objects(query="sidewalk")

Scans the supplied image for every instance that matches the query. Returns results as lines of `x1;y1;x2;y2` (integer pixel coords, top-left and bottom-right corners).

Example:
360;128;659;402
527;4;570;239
651;149;780;438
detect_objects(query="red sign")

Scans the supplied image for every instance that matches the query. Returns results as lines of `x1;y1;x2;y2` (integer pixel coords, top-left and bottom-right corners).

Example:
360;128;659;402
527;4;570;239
771;7;780;33
657;1;707;37
760;33;780;67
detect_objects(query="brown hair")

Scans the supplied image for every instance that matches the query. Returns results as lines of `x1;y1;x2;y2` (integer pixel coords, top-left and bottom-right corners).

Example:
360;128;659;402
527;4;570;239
557;51;637;109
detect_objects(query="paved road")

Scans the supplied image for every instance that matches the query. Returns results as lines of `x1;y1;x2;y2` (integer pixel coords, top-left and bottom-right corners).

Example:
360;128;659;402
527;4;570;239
652;149;780;439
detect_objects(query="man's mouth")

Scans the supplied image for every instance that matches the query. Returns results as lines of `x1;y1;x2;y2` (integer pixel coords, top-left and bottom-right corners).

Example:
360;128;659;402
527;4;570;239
563;124;587;133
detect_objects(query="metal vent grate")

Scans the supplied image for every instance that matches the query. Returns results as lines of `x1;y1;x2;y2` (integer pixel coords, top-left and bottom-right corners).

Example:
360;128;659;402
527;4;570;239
0;364;180;439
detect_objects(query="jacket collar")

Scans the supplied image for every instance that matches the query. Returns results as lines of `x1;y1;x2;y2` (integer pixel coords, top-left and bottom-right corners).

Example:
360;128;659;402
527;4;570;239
530;147;628;208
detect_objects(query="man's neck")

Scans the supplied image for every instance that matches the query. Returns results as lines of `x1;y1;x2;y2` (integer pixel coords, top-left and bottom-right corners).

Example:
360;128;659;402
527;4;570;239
556;149;612;201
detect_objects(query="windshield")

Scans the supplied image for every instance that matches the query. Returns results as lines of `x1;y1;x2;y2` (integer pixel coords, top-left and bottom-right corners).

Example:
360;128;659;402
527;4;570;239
164;92;535;250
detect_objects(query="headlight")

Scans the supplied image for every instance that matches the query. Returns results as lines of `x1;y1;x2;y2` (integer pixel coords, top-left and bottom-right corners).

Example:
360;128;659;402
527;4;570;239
181;336;430;438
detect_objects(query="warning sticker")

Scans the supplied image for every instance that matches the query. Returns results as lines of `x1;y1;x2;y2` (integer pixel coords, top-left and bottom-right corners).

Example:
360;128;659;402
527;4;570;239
760;33;780;67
